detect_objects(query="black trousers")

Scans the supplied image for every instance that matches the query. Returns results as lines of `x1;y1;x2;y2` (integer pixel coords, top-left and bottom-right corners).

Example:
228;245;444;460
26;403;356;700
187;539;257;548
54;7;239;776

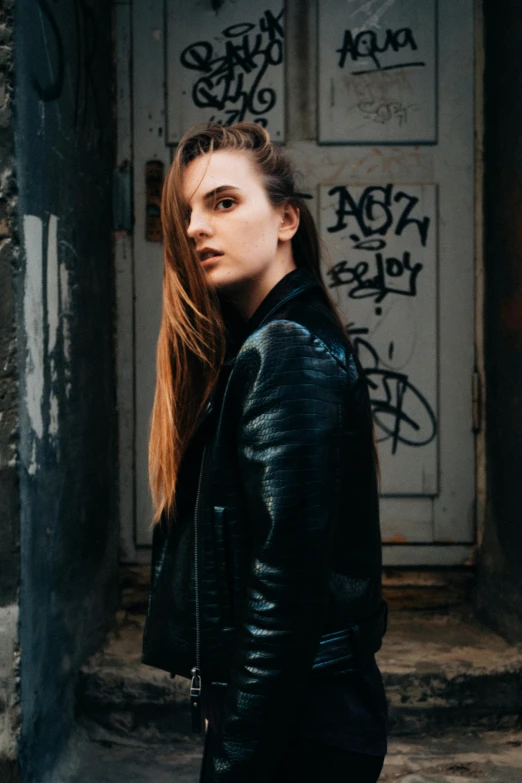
200;723;384;782
273;734;384;782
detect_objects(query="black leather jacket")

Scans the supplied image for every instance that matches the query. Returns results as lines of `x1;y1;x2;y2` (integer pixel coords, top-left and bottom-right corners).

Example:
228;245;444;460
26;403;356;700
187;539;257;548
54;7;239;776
142;267;386;782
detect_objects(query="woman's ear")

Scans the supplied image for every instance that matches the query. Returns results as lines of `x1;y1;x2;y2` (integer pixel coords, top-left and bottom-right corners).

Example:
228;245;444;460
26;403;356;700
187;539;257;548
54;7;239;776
278;202;300;243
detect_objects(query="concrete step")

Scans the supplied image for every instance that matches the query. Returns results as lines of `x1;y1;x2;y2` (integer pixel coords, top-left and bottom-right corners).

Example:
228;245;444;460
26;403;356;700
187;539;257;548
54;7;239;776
380;610;522;734
76;609;522;744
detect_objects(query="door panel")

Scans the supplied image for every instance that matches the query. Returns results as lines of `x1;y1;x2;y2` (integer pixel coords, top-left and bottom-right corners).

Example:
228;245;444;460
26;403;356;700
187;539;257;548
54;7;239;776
319;182;438;496
166;0;286;142
318;0;437;144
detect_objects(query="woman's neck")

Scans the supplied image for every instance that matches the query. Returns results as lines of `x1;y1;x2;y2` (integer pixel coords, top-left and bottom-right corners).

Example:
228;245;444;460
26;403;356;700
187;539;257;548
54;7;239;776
223;255;298;321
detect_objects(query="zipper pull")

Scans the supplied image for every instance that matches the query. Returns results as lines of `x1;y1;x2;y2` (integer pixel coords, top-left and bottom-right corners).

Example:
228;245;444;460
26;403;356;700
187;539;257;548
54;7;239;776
190;665;203;733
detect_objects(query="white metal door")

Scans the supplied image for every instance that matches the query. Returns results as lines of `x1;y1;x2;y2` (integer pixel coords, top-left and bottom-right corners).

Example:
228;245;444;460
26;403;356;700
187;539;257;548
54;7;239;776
122;0;476;565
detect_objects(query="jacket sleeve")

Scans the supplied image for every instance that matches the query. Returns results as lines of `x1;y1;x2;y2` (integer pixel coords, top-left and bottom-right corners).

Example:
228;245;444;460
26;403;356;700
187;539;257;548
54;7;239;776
204;320;347;782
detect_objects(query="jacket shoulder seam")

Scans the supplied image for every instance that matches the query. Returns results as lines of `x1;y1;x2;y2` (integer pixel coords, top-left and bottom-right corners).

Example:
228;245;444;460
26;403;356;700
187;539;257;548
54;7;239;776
242;318;350;375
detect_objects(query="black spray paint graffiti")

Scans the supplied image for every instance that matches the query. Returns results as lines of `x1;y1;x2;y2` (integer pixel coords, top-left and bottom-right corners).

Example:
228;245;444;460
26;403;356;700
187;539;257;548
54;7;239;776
348;324;437;454
328;252;422;307
326;184;429;314
180;9;284;127
31;0;105;150
327;184;430;246
336;27;425;75
323;183;436;454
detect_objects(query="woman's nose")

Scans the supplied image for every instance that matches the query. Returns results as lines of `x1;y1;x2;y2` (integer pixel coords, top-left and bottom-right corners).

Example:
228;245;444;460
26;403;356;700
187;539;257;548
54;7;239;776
186;210;212;239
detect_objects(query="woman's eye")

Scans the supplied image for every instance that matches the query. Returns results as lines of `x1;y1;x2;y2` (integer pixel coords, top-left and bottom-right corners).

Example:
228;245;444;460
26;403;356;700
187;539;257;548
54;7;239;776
216;198;235;210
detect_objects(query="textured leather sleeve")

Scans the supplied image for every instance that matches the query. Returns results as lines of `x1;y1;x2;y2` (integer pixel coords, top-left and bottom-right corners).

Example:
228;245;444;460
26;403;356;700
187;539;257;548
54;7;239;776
205;320;348;782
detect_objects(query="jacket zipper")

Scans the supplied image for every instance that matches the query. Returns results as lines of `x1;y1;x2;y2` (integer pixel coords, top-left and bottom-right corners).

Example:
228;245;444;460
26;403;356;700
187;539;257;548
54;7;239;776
190;444;207;733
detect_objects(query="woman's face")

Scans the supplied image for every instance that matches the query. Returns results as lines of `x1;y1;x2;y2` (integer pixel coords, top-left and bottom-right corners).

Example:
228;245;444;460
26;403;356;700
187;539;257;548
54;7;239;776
181;149;297;315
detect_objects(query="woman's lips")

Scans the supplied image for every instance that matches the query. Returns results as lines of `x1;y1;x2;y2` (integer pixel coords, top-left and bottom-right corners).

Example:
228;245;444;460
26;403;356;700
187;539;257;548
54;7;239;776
200;253;223;265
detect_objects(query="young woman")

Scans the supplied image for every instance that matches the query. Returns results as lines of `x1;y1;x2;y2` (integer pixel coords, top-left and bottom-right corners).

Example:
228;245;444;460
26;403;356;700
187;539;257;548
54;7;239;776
142;121;388;783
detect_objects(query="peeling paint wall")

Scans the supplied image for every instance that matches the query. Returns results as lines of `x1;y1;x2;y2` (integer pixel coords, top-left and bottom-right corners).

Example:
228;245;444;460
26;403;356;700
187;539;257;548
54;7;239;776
0;0;21;780
21;213;74;471
13;1;117;779
477;0;522;642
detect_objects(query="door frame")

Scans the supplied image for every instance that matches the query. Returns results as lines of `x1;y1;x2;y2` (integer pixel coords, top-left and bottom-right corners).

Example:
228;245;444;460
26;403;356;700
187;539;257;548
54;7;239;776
114;0;485;566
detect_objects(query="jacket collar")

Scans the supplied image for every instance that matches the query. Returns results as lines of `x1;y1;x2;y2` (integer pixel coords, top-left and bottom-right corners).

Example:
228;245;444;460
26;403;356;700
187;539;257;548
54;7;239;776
219;267;321;369
245;267;320;338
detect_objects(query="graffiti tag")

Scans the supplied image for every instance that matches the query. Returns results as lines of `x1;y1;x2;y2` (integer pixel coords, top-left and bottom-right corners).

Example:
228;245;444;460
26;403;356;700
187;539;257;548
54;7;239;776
336;27;425;75
348;325;437;454
180;9;284;127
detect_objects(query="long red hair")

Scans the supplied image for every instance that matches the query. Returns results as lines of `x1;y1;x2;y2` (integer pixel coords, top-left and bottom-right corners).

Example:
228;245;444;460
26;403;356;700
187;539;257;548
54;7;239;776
149;122;377;527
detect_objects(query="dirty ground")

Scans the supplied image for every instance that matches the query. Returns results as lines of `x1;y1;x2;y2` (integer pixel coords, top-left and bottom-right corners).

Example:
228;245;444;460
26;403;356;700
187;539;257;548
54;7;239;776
48;727;522;782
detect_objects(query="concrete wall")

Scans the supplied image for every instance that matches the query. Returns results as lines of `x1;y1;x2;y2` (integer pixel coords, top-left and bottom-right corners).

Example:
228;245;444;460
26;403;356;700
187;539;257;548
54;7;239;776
12;1;118;780
0;2;21;779
476;0;522;641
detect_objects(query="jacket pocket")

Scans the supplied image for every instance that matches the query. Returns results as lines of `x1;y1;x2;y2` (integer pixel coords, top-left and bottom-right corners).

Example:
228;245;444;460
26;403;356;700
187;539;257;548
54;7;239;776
212;506;235;628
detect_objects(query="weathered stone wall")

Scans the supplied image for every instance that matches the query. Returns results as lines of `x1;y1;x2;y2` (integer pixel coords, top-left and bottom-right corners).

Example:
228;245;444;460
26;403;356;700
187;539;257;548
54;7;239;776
477;0;522;641
12;1;118;780
0;0;21;780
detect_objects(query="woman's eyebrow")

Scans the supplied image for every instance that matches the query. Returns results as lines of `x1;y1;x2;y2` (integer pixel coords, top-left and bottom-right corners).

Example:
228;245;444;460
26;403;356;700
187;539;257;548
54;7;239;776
202;185;242;202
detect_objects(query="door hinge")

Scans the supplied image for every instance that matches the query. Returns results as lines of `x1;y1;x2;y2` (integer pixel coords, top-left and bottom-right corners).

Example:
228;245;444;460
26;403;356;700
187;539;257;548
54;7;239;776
472;369;482;433
113;161;133;232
